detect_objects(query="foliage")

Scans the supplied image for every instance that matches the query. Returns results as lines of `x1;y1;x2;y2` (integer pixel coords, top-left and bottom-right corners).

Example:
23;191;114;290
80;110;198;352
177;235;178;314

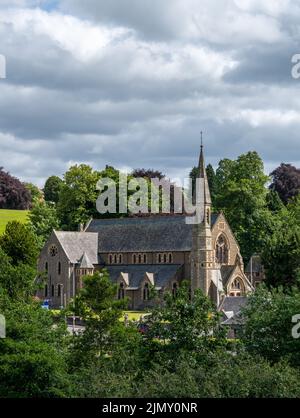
0;247;37;300
28;201;60;245
0;221;39;267
0;299;70;398
144;281;226;359
134;352;300;398
57;164;101;230
132;168;164;180
24;182;43;205
70;270;128;363
270;163;300;204
241;285;300;366
262;198;300;287
0;167;31;210
213;152;272;261
44;175;64;204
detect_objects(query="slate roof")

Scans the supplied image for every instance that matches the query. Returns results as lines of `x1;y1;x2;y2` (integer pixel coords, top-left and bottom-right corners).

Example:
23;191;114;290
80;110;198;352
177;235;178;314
219;296;248;316
54;231;99;264
220;265;235;286
105;264;183;288
86;214;219;253
78;252;94;269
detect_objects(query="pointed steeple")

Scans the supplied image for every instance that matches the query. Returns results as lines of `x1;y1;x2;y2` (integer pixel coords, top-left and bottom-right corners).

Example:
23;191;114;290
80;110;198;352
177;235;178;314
197;133;211;205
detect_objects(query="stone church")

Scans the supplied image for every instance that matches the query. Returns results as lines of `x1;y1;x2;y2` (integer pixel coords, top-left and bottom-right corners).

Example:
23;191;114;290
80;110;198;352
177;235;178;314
37;146;253;310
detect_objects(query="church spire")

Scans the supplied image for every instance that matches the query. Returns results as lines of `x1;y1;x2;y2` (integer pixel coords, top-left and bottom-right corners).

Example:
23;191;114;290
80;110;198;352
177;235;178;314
197;132;211;205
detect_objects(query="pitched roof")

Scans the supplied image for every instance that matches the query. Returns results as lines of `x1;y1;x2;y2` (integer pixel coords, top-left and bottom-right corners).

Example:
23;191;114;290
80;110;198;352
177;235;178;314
219;296;248;316
245;254;263;273
54;231;98;264
78;252;94;269
86;214;218;253
105;264;183;288
220;265;235;286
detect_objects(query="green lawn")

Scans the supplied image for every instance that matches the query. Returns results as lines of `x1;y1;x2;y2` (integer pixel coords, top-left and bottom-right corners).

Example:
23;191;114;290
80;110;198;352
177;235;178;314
0;209;29;235
121;311;150;322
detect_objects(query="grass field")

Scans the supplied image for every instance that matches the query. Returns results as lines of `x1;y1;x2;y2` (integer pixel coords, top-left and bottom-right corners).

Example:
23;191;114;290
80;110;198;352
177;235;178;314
121;311;150;322
0;209;29;235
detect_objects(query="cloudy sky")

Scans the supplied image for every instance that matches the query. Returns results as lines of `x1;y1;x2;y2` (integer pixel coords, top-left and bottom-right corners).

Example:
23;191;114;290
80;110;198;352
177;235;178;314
0;0;300;186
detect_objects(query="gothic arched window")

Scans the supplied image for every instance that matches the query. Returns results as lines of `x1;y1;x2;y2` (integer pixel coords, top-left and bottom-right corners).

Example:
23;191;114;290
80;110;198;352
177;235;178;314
229;278;243;297
58;262;61;275
215;235;229;264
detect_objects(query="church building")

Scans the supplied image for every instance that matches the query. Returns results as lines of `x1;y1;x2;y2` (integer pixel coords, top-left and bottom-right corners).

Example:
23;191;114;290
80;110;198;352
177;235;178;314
37;146;253;310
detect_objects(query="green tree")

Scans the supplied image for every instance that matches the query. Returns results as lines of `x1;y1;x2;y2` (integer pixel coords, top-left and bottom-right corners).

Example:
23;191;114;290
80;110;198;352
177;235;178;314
241;285;300;366
44;175;63;204
0;221;39;267
0;248;36;300
0;298;70;397
262;198;300;287
71;270;128;363
57;165;101;230
28;201;60;246
214;151;272;261
145;281;226;358
24;182;44;206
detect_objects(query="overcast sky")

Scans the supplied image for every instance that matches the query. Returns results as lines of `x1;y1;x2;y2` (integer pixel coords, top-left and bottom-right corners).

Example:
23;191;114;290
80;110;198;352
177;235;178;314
0;0;300;186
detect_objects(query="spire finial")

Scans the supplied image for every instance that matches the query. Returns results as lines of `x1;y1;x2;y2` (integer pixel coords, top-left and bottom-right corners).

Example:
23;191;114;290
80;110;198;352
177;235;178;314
200;131;203;149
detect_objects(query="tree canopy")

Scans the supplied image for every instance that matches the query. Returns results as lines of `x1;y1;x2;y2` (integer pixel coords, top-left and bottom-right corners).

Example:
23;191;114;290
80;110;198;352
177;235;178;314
0;168;31;210
270;163;300;204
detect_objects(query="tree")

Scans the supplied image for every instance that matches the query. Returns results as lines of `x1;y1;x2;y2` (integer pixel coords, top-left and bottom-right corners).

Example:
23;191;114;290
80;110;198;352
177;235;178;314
24;182;43;206
262;198;300;288
28;201;60;245
0;248;37;300
44;176;64;204
270;163;300;204
0;221;39;267
206;163;217;203
241;285;300;367
57;165;101;230
0;168;31;210
132;168;164;180
214;152;272;261
144;281;226;358
266;190;285;213
71;270;128;362
0;298;70;397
